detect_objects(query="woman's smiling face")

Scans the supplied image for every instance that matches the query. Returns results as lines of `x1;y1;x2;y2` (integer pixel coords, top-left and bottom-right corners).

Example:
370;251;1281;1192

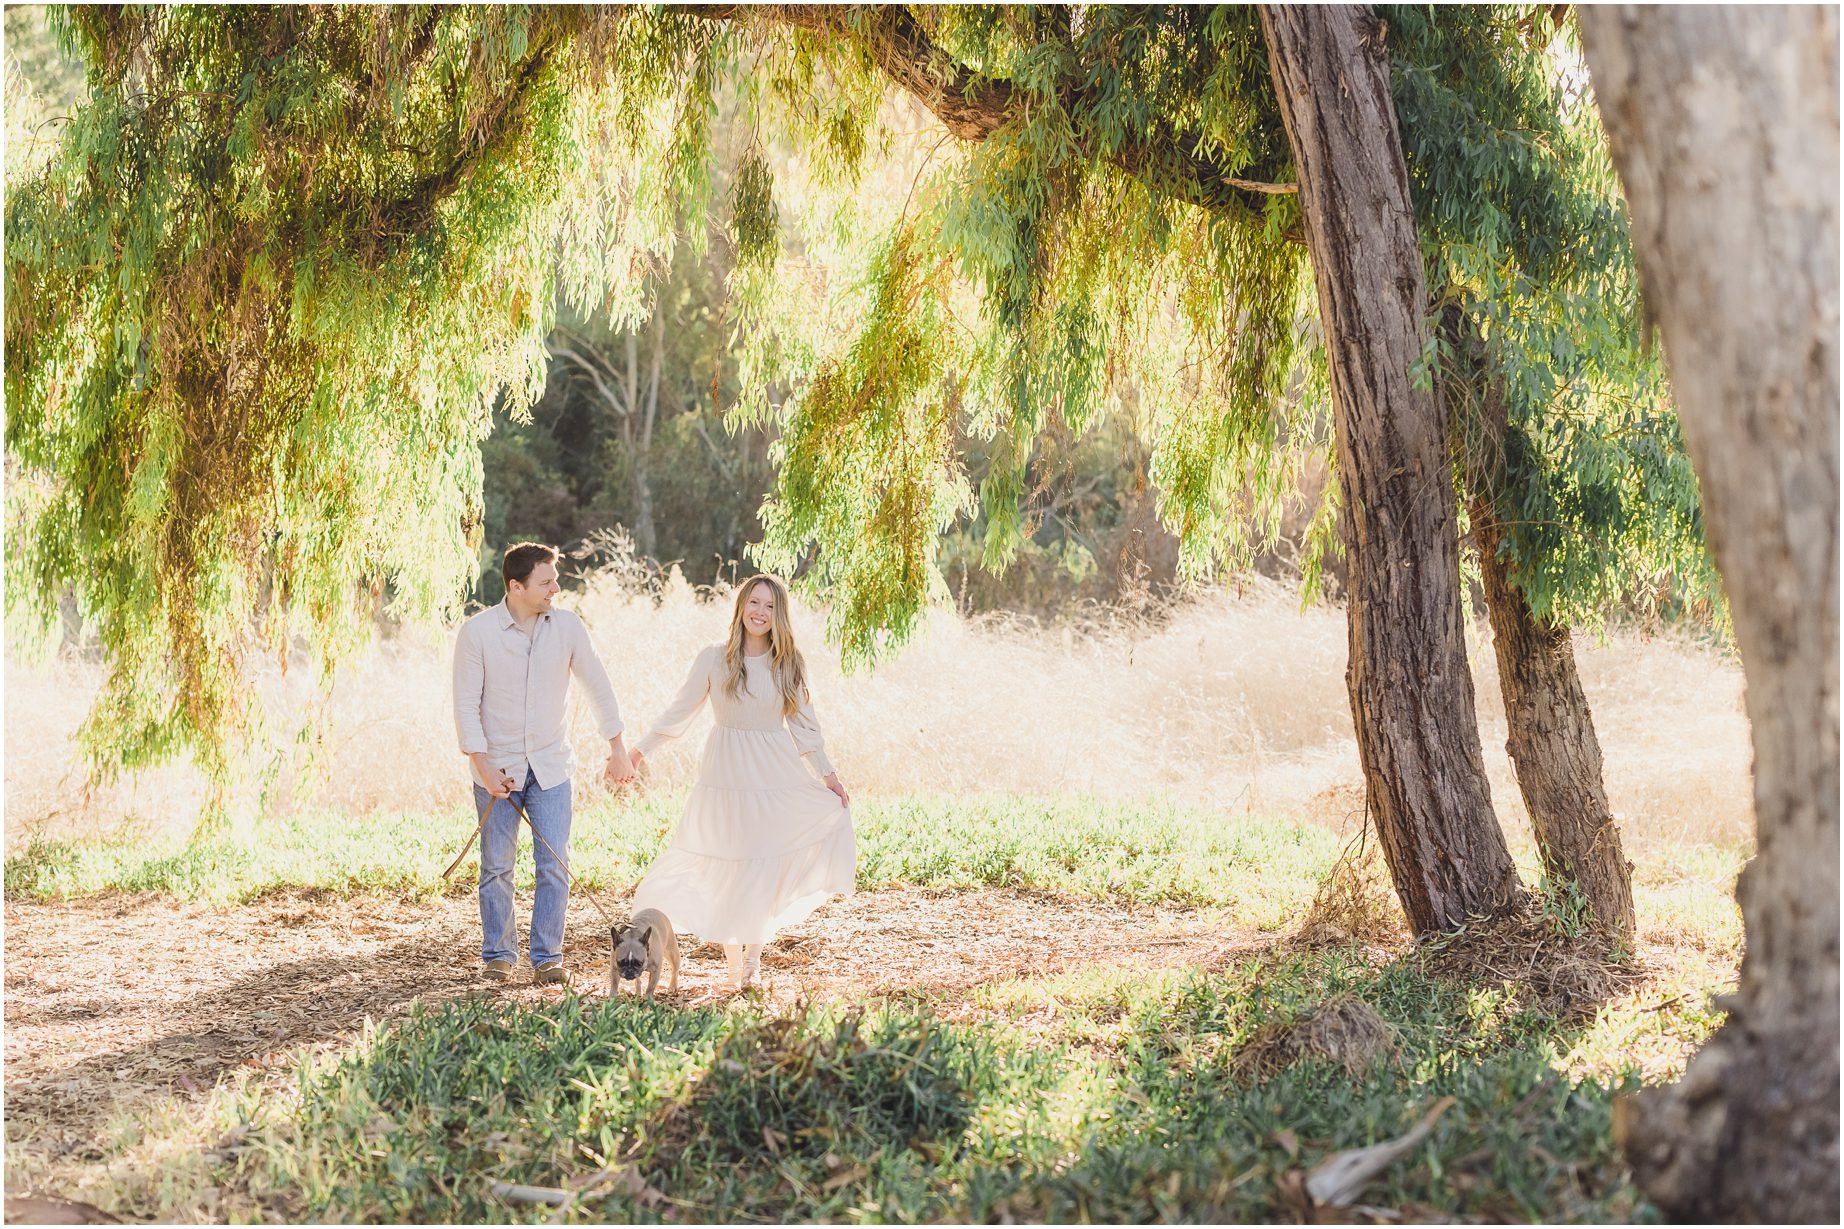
743;582;776;638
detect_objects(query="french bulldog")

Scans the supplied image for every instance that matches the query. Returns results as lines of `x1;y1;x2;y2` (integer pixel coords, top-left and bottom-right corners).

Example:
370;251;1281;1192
611;908;681;1000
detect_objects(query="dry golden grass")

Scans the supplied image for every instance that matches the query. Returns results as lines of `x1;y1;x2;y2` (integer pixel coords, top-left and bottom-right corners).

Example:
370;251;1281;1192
4;570;1752;854
1420;896;1645;1024
1294;838;1410;950
1231;992;1397;1082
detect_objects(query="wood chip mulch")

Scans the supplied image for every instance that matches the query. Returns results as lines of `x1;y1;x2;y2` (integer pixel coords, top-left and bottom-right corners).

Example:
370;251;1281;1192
4;886;1259;1153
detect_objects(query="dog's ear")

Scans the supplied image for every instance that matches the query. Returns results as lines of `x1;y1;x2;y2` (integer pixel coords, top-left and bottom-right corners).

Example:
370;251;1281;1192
637;925;651;945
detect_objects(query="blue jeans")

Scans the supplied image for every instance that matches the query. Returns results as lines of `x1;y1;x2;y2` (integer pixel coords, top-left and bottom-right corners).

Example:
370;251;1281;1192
474;769;573;967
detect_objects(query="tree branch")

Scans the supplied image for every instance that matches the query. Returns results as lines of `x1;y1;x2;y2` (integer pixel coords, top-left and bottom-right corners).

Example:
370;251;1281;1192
548;343;632;419
693;4;1301;233
367;36;560;240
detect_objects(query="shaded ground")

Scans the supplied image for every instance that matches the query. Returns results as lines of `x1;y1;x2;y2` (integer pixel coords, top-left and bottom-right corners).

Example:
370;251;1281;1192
1;875;1739;1226
4;886;1260;1170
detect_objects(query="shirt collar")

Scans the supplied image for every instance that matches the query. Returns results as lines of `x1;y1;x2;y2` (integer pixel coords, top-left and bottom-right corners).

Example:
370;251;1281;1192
493;600;550;630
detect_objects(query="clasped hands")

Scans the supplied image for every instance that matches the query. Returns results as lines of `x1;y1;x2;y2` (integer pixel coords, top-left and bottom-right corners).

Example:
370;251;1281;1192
603;736;639;788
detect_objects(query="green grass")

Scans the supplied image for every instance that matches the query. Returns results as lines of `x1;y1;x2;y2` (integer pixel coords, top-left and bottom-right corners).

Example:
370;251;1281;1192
3;792;1338;923
197;938;1699;1223
5;795;1742;1223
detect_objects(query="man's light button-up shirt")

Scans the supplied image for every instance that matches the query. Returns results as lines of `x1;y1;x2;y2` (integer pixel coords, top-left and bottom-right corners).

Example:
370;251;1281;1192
452;601;624;792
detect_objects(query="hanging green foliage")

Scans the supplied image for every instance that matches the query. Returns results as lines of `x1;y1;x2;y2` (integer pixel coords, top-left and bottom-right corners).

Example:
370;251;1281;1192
755;226;974;661
724;5;1321;656
5;3;1719;776
3;6;730;778
1385;4;1720;629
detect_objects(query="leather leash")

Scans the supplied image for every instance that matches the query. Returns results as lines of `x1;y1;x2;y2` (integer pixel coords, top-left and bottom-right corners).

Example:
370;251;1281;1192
442;786;623;931
441;817;485;880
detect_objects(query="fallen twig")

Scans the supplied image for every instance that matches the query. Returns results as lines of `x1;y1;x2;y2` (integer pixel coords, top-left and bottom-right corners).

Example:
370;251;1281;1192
1507;1071;1562;1120
489;1182;571;1206
1306;1095;1457;1207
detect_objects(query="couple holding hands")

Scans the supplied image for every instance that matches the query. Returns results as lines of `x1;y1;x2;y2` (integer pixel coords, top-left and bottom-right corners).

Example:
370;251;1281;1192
452;542;856;992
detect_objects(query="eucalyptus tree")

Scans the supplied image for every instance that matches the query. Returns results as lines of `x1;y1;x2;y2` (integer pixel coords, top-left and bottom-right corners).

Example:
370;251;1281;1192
6;4;1706;938
1581;6;1838;1219
1260;4;1518;931
712;3;1709;932
1383;7;1717;937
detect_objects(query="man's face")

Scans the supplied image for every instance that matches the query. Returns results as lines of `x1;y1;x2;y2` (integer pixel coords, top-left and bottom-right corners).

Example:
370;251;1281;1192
509;561;560;615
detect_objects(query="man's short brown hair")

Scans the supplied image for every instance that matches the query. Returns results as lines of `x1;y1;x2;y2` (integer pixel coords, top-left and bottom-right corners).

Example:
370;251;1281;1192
502;542;559;590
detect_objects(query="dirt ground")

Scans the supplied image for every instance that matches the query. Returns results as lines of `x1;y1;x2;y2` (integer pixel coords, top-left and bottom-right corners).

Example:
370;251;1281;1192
3;885;1259;1202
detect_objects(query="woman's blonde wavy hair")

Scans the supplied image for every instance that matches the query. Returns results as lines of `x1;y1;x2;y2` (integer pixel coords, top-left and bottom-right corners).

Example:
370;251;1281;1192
722;574;808;717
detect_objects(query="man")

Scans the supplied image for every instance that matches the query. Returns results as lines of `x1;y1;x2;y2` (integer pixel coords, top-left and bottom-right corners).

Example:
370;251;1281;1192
453;542;636;984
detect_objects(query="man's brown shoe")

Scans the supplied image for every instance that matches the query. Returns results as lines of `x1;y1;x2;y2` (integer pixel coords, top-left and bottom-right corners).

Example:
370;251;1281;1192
482;959;513;982
533;961;567;986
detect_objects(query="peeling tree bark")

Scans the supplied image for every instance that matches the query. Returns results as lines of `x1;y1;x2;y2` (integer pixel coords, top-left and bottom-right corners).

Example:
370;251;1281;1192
1261;5;1520;935
1472;517;1635;935
1445;307;1636;939
1580;6;1839;1220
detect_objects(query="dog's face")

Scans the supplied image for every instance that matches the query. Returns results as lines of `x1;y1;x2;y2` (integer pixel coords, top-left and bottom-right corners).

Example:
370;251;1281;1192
612;924;652;982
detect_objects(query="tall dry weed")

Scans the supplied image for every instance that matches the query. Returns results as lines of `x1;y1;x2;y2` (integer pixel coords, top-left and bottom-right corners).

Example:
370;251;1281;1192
4;564;1752;854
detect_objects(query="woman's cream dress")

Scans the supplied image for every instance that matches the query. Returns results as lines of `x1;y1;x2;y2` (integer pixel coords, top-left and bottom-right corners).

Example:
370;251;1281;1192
630;644;856;944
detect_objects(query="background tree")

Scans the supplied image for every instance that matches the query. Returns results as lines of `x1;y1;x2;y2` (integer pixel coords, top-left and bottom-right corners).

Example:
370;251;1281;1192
6;4;1715;940
1579;6;1839;1219
1384;7;1720;937
1259;3;1518;932
476;245;776;605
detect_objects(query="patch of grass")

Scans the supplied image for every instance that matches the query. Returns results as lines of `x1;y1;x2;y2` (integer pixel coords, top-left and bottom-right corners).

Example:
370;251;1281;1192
2;792;1338;916
857;794;1335;920
186;934;1683;1223
3;1065;289;1223
6;797;1740;1224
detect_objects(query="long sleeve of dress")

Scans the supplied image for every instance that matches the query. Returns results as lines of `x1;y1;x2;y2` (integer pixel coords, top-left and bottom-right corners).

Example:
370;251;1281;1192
786;692;836;778
636;646;716;758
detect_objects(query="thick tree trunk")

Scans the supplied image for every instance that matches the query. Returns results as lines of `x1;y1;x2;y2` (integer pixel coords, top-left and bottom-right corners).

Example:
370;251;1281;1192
630;455;657;560
1445;308;1637;938
1580;7;1839;1221
1260;5;1520;935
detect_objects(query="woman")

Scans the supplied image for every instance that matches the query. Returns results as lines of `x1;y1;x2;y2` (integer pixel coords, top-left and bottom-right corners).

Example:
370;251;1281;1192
628;574;856;990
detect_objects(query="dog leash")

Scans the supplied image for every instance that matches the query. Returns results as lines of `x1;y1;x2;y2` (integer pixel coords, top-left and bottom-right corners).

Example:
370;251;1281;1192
442;787;623;931
441;816;486;880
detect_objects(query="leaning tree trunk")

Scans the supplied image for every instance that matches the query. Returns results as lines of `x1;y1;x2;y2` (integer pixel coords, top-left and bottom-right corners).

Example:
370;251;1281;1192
1580;6;1839;1221
1472;515;1635;935
1261;5;1520;934
1444;307;1637;939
